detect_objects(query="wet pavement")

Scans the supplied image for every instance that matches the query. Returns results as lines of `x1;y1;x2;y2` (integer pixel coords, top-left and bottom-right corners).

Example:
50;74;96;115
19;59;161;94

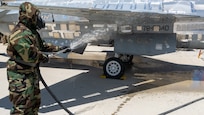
0;44;204;115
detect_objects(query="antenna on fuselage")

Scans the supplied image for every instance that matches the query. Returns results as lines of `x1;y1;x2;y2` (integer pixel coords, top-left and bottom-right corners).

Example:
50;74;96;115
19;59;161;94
52;13;55;22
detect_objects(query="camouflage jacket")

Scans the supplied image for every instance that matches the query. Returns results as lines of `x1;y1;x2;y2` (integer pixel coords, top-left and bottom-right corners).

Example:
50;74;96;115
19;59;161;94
7;23;59;73
0;32;7;44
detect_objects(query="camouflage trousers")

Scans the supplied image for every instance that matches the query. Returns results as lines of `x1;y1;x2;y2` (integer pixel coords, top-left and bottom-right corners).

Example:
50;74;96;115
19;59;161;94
7;70;41;115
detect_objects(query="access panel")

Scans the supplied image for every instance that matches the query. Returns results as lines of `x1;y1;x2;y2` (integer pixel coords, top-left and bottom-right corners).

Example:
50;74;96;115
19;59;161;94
114;33;176;56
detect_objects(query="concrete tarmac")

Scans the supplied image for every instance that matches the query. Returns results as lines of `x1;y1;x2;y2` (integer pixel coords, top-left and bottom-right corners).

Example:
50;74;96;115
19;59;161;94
0;44;204;115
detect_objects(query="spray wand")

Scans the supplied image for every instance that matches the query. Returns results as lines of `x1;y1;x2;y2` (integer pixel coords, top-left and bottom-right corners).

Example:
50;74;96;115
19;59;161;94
48;47;71;58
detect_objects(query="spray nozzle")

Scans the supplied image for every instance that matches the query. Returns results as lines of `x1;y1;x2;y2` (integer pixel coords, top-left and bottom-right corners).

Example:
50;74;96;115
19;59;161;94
62;48;71;53
48;43;87;58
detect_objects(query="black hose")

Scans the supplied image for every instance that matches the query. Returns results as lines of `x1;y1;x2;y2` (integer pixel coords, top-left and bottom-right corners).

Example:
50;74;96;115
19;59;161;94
0;51;74;114
37;68;74;115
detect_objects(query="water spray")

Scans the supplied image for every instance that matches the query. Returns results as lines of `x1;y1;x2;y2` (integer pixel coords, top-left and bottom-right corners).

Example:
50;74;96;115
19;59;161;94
70;28;110;50
49;28;111;57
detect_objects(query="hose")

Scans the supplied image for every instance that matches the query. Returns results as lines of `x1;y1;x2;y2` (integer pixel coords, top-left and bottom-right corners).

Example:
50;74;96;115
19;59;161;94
37;68;74;115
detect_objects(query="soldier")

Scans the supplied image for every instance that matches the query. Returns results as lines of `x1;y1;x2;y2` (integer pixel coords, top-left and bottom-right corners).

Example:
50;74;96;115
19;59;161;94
6;2;67;115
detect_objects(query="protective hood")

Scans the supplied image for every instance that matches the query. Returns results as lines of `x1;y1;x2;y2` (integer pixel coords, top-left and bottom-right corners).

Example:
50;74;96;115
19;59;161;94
19;2;45;30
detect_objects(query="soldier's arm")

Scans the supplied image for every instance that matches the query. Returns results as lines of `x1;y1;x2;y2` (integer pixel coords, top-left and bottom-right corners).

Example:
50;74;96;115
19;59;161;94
35;30;67;52
42;41;60;52
13;37;46;64
42;39;69;52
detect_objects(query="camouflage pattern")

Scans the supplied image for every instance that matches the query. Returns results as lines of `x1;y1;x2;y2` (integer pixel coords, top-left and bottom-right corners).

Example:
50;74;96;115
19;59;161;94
0;32;7;44
1;35;8;44
8;70;40;115
19;2;39;29
6;2;59;115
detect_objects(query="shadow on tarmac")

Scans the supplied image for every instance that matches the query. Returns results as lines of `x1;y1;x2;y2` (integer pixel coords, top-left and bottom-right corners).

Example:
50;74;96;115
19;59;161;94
0;55;203;114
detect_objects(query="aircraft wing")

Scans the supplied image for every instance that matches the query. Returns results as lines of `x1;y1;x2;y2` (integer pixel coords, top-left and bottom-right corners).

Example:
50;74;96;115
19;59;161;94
1;0;203;24
0;2;163;23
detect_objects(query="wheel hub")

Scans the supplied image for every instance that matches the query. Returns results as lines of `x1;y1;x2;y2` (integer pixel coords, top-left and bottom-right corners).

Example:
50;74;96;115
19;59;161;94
106;61;121;76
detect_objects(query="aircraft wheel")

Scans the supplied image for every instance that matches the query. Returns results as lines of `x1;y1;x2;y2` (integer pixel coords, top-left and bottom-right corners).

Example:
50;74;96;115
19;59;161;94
103;57;125;79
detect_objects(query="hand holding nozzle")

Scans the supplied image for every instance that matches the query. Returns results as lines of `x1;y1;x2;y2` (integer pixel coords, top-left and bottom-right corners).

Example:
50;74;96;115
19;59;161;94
47;43;87;58
59;46;72;53
48;46;72;58
41;54;49;63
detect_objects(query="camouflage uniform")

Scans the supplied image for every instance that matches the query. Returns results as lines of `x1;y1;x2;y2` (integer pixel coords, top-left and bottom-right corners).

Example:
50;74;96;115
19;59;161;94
7;2;59;115
0;32;7;44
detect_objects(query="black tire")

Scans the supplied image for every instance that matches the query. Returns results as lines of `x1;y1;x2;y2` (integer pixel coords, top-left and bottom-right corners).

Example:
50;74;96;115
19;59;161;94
103;57;125;79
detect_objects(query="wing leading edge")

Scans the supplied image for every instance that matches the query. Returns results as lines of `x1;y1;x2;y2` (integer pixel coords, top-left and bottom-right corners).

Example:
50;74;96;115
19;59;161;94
0;0;203;23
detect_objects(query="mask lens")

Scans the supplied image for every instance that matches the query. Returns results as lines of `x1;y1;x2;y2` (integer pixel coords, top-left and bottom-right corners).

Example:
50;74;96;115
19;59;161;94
36;12;45;30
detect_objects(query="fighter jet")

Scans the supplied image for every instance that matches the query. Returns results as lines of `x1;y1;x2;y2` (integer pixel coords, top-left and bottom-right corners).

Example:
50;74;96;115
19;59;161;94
1;0;204;79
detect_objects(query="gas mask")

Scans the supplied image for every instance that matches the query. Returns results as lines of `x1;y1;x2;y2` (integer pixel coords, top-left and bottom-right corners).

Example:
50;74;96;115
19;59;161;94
36;11;45;30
